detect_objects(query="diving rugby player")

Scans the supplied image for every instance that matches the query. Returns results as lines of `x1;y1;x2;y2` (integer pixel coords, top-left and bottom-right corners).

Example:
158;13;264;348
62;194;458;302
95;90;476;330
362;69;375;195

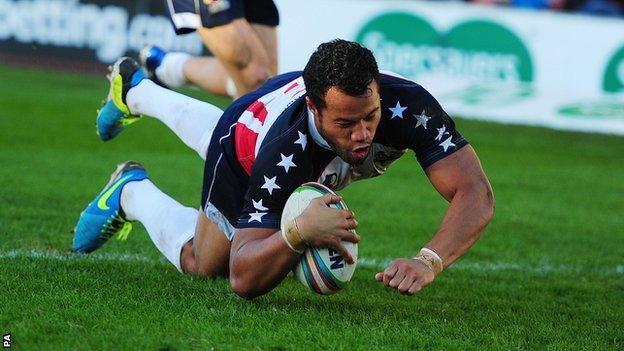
74;40;494;299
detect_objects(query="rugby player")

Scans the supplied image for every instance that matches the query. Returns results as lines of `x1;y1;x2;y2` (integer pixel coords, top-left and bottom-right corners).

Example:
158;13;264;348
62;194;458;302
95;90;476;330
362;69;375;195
74;40;494;299
139;0;278;99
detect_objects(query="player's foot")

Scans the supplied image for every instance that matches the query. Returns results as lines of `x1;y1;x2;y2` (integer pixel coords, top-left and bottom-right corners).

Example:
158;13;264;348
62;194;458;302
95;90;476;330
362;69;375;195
72;161;149;253
139;45;168;88
96;57;147;141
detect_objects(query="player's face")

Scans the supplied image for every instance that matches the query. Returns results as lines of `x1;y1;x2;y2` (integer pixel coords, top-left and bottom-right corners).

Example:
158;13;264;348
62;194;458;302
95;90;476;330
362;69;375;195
308;81;381;165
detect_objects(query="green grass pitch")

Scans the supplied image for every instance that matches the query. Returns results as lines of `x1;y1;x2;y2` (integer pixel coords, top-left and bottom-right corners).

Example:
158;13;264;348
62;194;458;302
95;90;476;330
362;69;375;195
0;66;622;350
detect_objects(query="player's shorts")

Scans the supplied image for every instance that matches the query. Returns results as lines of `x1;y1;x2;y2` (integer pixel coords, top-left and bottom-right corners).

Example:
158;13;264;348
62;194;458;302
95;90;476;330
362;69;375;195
204;201;236;241
164;0;279;35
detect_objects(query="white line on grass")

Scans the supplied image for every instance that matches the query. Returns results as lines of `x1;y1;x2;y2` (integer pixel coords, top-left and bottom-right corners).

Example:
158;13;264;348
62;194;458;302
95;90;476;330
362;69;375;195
1;249;622;276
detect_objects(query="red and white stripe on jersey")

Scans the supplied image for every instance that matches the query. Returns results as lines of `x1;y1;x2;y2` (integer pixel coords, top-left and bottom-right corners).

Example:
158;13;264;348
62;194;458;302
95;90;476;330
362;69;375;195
235;77;307;175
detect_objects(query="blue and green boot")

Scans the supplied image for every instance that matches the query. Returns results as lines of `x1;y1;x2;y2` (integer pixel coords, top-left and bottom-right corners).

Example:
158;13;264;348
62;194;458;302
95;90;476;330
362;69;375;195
96;57;147;141
73;161;148;253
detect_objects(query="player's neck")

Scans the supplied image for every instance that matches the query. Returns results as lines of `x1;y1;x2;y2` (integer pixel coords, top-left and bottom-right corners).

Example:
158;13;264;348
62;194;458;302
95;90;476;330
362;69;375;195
307;107;332;151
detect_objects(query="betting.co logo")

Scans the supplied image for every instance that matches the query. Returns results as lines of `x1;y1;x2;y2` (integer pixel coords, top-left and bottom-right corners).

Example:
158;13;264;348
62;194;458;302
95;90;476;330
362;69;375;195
3;333;10;349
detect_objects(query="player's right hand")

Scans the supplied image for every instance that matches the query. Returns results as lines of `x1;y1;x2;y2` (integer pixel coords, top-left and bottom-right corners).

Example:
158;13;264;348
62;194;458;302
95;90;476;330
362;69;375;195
296;194;360;263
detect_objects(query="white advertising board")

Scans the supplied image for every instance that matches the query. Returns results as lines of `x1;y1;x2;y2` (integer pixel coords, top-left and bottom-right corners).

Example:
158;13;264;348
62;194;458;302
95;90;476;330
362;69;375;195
275;0;624;135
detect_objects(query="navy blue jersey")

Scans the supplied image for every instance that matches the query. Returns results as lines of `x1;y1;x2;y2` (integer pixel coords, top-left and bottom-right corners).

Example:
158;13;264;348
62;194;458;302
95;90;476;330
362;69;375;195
201;71;468;233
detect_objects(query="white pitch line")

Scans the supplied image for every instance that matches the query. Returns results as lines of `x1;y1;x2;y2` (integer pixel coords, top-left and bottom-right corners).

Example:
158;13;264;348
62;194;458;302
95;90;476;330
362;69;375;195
1;249;622;276
0;249;165;264
358;258;624;276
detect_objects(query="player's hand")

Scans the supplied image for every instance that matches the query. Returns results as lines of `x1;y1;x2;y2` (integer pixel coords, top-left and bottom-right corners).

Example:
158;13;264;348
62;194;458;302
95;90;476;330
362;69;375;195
375;258;435;295
296;194;360;263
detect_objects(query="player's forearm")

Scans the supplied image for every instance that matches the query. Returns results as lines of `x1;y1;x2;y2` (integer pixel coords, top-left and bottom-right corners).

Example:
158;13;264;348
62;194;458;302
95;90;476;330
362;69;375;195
230;232;300;299
425;181;494;268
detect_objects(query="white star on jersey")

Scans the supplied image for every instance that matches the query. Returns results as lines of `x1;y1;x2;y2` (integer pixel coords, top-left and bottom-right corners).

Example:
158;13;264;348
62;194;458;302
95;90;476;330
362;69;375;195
248;211;267;223
439;136;456;152
415;110;431;129
435;126;449;141
388;101;407;119
277;153;297;173
252;199;269;211
294;131;307;150
261;175;280;195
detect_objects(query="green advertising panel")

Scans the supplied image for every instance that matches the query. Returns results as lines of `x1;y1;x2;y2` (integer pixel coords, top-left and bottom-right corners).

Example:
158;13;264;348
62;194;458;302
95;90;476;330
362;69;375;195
356;12;533;83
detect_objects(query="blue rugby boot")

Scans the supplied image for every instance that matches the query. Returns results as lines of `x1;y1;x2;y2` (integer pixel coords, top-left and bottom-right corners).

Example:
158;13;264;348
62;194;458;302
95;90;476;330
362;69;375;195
73;161;148;253
139;45;168;88
96;57;147;141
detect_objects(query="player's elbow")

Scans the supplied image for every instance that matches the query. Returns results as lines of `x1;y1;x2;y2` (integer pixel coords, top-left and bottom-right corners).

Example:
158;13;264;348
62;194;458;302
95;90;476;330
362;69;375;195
462;177;494;227
476;178;495;225
230;274;263;300
229;258;266;300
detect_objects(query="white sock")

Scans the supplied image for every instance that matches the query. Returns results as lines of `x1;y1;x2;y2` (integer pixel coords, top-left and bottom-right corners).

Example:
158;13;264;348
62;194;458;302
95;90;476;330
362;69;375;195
121;179;197;273
154;52;191;88
126;79;223;159
225;78;238;99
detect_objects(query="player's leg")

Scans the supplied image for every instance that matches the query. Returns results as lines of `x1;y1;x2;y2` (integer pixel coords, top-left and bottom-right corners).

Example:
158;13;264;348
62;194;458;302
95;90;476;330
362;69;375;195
121;177;231;276
73;161;229;276
179;209;231;276
142;45;234;97
196;19;272;97
250;24;278;76
71;162;196;272
144;20;276;98
97;57;222;160
145;0;230;94
180;141;239;276
245;0;279;76
181;56;231;96
125;76;222;159
118;174;198;272
146;0;273;98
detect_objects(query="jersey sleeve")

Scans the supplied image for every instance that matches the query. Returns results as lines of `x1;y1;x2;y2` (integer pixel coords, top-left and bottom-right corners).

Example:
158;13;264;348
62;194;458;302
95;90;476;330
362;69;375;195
380;81;468;169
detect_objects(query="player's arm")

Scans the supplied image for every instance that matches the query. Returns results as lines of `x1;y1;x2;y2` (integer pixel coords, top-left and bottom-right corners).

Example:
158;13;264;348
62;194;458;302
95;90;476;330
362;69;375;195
423;145;494;266
229;194;360;300
229;226;300;300
376;145;494;294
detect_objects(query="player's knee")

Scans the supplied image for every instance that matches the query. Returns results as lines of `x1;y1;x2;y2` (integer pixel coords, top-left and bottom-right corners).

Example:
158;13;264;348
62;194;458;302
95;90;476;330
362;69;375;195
240;64;270;92
180;243;228;278
222;41;254;72
180;241;196;274
195;253;229;278
196;262;227;279
221;46;270;92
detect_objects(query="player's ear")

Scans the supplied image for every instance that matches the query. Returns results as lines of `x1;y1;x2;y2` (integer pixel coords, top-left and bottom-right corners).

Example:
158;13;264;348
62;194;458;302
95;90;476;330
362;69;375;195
305;96;320;118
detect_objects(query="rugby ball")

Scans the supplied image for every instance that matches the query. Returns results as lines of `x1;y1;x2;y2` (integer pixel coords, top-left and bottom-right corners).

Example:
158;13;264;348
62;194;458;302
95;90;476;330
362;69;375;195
280;182;358;295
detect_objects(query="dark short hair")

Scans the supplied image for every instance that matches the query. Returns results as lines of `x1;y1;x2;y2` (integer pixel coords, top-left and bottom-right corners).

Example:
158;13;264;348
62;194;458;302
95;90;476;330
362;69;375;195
303;39;379;112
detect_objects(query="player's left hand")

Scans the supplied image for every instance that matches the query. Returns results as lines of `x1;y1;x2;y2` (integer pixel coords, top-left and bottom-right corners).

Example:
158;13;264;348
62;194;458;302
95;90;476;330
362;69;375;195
375;258;435;295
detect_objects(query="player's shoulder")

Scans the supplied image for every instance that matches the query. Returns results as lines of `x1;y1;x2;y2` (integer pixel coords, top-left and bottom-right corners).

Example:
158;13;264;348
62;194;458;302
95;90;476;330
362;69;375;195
379;70;414;85
262;71;304;91
379;70;430;96
378;70;439;111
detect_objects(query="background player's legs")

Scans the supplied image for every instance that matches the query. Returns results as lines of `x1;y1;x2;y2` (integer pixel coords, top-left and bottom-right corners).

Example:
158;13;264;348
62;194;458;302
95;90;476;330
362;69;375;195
171;21;277;97
125;79;222;159
181;57;230;96
197;19;275;97
250;23;278;74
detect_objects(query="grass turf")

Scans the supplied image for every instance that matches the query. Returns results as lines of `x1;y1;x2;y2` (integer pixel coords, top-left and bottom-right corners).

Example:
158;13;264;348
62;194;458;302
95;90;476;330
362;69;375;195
0;65;622;350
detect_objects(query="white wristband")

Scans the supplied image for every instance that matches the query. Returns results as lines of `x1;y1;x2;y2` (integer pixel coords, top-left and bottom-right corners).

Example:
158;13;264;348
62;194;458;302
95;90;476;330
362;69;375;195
420;248;442;262
280;219;305;254
412;247;444;275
